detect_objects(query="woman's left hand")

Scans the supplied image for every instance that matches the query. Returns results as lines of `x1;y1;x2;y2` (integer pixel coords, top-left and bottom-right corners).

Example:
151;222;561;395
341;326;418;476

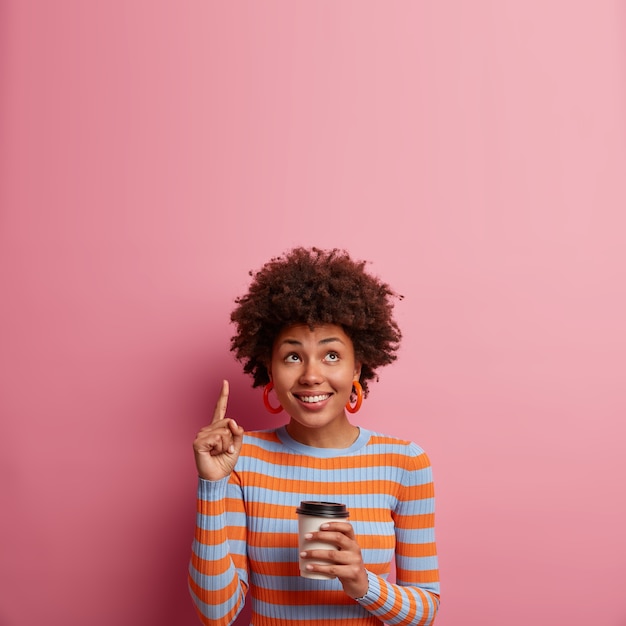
299;522;369;599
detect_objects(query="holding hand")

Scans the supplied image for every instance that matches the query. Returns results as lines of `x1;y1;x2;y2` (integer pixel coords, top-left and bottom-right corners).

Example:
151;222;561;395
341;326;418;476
193;380;245;481
299;522;369;599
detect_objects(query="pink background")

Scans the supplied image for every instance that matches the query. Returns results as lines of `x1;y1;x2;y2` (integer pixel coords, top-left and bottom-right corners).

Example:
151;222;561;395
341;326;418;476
1;2;625;625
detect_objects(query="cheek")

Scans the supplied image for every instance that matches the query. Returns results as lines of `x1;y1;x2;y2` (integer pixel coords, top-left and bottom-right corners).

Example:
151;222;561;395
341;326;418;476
332;371;358;393
271;364;294;390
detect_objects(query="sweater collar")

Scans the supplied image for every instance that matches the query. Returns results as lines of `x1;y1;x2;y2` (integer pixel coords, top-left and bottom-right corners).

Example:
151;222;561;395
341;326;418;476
276;425;371;457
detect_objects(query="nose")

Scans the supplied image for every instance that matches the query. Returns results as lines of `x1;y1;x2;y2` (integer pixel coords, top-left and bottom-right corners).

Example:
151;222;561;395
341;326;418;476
299;360;323;385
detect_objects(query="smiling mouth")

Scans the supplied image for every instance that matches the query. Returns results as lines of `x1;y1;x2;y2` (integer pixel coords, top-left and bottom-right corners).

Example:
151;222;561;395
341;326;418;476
295;393;331;404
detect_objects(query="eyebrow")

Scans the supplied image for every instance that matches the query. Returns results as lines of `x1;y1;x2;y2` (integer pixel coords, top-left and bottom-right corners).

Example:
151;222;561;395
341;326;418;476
279;337;346;347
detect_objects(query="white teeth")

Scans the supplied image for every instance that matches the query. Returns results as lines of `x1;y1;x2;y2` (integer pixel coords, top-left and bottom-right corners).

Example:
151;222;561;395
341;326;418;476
299;394;330;403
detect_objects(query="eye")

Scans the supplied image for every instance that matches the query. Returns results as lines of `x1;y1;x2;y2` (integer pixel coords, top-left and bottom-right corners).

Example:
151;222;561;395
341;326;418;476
324;351;340;362
284;353;301;363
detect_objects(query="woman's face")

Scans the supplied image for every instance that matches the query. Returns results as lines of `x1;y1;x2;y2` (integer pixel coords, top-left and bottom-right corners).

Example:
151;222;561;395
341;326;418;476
269;323;361;440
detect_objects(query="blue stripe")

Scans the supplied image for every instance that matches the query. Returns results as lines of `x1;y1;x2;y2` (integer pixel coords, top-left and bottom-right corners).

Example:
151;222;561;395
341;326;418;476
197;511;246;530
227;539;247;554
188;581;245;622
244;429;424;456
396;527;436;543
395;554;439;572
247;545;395;568
248;547;296;562
191;537;228;559
189;561;232;591
253;598;371;621
394;496;436;513
239;486;430;510
252;567;391;593
246;516;394;533
395;578;441;596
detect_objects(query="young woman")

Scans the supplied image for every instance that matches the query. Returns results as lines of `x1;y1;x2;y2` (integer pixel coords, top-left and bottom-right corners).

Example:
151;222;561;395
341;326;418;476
189;247;440;626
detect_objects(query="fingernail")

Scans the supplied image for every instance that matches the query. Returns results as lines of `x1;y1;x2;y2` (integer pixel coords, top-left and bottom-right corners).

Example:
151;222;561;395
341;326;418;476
228;445;235;453
304;533;313;539
320;523;329;529
299;551;307;557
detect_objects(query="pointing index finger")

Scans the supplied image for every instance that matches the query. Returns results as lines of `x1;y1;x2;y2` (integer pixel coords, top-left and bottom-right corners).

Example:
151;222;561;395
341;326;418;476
212;379;229;423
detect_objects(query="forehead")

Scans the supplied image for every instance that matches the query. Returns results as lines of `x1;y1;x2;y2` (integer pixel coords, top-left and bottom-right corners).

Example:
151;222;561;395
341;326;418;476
273;323;352;346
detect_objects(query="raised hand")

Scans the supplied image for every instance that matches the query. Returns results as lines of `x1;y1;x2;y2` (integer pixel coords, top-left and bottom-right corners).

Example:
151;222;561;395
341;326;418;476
193;380;245;481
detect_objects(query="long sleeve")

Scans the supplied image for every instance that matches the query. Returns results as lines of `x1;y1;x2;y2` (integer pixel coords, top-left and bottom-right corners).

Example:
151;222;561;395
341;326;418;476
188;428;440;626
188;476;249;626
355;447;440;625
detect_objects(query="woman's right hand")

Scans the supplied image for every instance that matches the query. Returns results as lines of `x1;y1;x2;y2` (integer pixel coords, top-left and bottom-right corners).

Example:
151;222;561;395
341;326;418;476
193;380;245;481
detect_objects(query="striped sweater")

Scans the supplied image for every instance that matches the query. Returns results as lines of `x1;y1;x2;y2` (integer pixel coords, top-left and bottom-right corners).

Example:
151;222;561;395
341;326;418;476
189;426;440;626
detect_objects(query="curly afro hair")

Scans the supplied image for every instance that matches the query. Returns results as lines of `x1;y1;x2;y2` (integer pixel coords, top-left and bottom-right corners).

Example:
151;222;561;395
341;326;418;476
230;247;403;397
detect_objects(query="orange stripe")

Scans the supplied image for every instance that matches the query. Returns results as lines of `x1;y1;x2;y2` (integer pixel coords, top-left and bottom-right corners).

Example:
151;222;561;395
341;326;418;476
195;527;222;546
195;525;245;546
394;512;435;529
356;534;396;550
241;437;430;469
397;568;440;584
396;541;438;557
407;452;433;470
197;499;224;515
368;434;411;445
232;553;248;572
196;496;247;515
245;530;396;551
247;532;297;548
245;431;281;443
238;471;431;496
225;496;246;514
226;525;246;541
241;503;397;521
396;481;435;501
236;448;430;472
249;615;375;626
188;570;241;606
190;551;231;576
249;559;392;578
247;561;298;577
255;588;351;607
190;585;243;626
194;525;245;546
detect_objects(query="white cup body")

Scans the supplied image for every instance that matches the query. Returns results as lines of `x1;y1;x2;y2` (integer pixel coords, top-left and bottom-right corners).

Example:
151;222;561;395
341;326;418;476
297;513;348;579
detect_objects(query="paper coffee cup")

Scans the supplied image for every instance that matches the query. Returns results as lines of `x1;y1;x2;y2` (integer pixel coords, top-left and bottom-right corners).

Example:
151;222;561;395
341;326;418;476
296;501;349;579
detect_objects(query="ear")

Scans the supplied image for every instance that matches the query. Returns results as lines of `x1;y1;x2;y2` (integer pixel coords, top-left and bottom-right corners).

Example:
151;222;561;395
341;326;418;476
353;362;362;382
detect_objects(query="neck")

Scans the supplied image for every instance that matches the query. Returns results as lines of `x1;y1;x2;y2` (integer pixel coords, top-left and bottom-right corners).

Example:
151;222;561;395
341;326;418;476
285;417;360;449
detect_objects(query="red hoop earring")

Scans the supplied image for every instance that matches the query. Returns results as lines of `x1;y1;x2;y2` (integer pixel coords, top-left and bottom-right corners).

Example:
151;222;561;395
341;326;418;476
263;382;283;414
345;381;363;414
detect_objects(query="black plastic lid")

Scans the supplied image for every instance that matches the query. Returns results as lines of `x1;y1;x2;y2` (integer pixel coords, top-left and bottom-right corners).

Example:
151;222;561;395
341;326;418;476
296;501;349;518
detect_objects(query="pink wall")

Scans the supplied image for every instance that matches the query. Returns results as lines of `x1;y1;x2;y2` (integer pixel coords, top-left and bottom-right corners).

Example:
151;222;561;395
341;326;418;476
1;2;625;625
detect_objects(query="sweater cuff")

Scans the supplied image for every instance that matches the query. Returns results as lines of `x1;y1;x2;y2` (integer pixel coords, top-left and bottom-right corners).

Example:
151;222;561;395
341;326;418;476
198;475;230;501
354;570;381;606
